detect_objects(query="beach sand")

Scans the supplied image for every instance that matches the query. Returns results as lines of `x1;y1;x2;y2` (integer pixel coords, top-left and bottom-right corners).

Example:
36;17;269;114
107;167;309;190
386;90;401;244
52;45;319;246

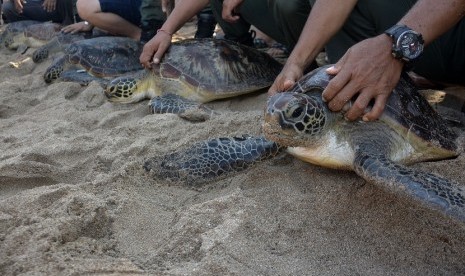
1;26;465;275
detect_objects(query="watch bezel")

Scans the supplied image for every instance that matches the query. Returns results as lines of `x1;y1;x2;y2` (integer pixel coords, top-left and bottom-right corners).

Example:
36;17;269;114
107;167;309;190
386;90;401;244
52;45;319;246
385;25;424;63
394;30;424;62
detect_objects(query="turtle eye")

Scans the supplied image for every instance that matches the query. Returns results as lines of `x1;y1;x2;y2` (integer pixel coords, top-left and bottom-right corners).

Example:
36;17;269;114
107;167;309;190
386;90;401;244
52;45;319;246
285;102;306;122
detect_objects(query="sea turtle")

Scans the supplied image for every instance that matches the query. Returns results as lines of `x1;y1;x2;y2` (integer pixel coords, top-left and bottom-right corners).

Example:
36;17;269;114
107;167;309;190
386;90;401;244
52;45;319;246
0;20;42;50
2;21;61;52
32;31;90;63
262;65;464;221
104;38;283;119
144;65;465;222
43;36;144;85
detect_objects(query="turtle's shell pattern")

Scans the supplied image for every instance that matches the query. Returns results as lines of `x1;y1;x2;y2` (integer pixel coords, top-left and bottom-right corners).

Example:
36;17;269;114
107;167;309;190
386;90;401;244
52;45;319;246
65;36;144;77
153;39;283;95
287;65;458;152
23;22;61;41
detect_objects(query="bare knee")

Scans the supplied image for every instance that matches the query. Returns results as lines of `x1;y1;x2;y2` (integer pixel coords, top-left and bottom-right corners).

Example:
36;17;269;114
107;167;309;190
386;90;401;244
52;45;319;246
77;0;101;21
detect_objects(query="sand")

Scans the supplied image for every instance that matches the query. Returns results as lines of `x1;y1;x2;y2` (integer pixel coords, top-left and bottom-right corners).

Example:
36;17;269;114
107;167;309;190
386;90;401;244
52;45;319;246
1;28;465;275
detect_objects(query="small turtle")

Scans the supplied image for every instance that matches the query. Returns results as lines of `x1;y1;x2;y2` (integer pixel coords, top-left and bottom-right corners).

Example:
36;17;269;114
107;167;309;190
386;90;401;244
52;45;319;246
43;36;144;85
144;65;465;222
32;31;90;63
263;65;465;221
0;20;42;50
104;38;283;118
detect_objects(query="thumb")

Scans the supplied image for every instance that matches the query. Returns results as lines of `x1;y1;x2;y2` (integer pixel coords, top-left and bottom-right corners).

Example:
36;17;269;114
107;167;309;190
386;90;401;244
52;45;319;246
325;64;341;75
282;79;295;91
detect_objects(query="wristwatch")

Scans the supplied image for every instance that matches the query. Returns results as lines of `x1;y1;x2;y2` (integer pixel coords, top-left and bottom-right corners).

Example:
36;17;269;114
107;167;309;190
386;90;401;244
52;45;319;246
384;25;424;62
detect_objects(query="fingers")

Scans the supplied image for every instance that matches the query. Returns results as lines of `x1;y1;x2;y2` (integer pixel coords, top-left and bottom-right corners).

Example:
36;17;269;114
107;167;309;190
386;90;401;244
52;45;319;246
222;9;240;23
140;35;171;68
152;42;169;64
322;67;350;103
140;43;156;68
362;93;388;121
43;0;56;12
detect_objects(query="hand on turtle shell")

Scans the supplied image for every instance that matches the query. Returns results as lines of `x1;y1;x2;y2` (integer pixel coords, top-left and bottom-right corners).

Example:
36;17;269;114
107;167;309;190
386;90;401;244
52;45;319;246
268;62;303;96
61;21;93;34
322;35;404;121
140;31;172;68
222;0;244;23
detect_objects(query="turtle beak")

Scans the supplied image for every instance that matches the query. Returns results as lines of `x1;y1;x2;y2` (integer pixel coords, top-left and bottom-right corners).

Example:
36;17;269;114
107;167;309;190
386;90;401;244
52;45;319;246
263;93;298;140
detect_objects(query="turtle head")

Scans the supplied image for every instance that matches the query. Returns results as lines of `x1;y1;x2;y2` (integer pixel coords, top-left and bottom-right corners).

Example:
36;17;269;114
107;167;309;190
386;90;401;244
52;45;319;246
263;91;330;147
105;70;151;103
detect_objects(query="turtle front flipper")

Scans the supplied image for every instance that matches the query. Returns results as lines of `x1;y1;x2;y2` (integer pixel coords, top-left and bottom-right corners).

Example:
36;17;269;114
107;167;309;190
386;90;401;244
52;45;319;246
354;148;465;222
149;93;214;122
43;55;67;83
144;135;283;185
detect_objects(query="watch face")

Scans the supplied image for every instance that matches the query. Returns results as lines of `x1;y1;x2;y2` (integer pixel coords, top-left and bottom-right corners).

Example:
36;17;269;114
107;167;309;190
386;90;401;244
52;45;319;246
398;31;424;60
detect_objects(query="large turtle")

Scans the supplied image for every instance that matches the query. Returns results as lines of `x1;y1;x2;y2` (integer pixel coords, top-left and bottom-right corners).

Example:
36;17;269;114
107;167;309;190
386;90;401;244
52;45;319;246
43;36;144;85
104;38;283;118
144;65;465;222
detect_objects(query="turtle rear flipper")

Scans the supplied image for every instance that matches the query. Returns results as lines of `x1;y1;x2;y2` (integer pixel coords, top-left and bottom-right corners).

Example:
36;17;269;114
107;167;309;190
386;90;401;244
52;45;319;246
144;135;283;185
149;93;215;122
354;149;465;222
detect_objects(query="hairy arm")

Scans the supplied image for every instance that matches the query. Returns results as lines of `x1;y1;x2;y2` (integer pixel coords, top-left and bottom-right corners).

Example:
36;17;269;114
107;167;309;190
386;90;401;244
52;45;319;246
323;0;465;121
268;0;358;94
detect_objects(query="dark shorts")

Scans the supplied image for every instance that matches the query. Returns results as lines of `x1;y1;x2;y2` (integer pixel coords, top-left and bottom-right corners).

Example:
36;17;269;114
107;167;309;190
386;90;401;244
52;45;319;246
99;0;142;26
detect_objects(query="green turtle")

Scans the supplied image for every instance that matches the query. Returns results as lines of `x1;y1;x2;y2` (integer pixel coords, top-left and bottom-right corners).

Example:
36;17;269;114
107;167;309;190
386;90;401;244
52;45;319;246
104;38;283;118
0;20;42;50
144;65;465;222
262;65;464;221
3;21;61;52
32;31;90;63
43;36;144;85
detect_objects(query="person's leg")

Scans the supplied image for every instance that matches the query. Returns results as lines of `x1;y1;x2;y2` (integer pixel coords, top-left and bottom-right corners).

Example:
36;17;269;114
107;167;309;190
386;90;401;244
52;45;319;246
55;0;74;25
210;0;309;50
195;6;216;38
325;0;464;84
77;0;142;39
2;0;61;22
139;0;164;42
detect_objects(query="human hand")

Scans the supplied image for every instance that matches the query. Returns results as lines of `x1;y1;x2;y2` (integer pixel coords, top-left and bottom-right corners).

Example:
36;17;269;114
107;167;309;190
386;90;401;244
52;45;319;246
42;0;57;12
139;31;172;68
268;62;304;96
61;21;93;33
322;35;404;121
222;0;244;23
13;0;25;13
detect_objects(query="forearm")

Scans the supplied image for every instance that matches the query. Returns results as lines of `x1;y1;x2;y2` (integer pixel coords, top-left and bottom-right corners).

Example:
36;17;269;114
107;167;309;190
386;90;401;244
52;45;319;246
399;0;465;44
287;0;358;70
160;0;209;34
